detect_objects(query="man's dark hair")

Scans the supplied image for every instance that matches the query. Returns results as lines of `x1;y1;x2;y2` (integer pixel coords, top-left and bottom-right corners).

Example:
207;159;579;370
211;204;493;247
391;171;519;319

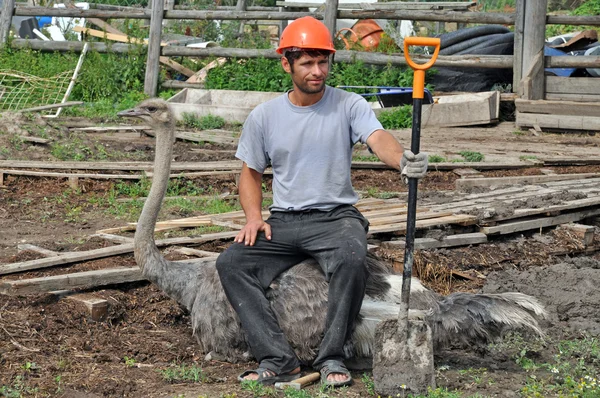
284;49;332;69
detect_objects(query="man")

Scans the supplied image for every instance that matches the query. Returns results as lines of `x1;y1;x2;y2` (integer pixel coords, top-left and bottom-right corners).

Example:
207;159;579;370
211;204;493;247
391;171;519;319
216;16;428;388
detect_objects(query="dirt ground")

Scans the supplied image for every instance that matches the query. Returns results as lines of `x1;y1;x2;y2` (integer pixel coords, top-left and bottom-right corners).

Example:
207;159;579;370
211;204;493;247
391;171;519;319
1;112;600;397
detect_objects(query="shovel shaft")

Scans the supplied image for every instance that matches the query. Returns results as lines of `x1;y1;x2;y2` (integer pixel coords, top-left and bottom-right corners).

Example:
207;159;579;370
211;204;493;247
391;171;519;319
399;37;440;335
399;98;422;329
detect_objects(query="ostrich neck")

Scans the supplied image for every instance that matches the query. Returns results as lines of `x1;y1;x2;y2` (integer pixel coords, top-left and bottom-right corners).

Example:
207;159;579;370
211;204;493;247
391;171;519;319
134;125;174;268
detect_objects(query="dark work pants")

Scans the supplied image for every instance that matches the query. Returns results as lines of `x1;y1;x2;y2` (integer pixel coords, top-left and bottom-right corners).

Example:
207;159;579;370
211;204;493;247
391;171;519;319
216;204;369;375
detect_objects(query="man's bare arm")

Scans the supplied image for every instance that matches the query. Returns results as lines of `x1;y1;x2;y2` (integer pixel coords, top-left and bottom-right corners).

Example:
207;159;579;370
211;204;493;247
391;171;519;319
366;129;404;170
236;163;272;245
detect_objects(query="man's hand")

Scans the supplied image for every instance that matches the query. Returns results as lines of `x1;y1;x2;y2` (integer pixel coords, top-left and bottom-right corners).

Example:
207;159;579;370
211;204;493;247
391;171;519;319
400;150;428;183
234;219;272;246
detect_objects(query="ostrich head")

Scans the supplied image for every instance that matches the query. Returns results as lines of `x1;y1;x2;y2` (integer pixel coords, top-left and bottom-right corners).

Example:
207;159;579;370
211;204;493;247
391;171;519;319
117;98;176;132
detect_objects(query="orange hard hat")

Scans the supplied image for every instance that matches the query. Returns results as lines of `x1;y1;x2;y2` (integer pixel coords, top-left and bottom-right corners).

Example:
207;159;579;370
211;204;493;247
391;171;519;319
276;16;336;54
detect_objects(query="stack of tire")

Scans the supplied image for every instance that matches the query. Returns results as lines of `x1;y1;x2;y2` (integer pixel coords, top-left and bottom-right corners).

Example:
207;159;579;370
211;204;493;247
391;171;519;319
431;25;514;92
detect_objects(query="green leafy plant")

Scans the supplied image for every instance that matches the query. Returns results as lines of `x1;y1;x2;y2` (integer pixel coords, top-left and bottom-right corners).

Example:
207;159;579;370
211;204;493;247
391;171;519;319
181;113;226;130
240;379;277;397
376;105;413;130
458;151;485;162
160;364;207;383
428;154;447;163
123;356;137;367
361;373;376;396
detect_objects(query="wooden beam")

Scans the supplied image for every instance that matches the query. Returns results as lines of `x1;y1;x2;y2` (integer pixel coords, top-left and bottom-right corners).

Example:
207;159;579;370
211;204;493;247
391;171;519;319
145;0;165;96
0;0;16;46
65;294;109;321
19;101;83;113
481;207;600;235
516;112;600;131
519;0;547;100
18;244;61;257
515;98;600;117
0;159;243;172
0;267;144;295
455;173;600;190
381;232;487;250
0;230;237;276
559;223;595;247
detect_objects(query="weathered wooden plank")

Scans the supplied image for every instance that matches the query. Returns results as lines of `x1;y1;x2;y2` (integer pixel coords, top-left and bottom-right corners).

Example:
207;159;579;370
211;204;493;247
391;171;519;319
65;294;109;321
0;159;242;171
276;1;475;10
516;112;600;130
368;214;478;235
351;160;536;171
481;207;600;235
515;99;600;117
541;158;600;166
559;223;595;247
546;76;600;96
0;230;237;275
381;232;487;250
17;244;61;257
0;267;143;295
368;211;454;226
455;173;600;190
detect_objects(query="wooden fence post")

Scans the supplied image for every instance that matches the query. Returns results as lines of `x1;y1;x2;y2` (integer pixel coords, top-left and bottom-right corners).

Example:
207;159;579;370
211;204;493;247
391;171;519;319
144;0;164;97
515;0;547;100
323;0;339;45
0;0;16;46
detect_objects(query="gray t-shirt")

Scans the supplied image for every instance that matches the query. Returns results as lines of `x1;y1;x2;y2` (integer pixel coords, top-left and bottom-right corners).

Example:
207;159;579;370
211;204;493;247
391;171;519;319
236;85;383;211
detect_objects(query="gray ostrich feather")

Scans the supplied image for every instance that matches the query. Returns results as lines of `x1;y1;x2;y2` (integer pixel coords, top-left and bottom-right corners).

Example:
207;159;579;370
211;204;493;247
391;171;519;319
118;99;548;363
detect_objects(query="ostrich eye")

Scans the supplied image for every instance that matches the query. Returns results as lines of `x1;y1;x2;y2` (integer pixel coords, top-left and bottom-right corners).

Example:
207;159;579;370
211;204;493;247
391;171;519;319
147;107;157;113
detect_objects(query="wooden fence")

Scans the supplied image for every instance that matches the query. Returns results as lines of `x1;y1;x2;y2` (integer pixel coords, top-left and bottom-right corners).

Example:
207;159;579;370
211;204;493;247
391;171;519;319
1;0;600;101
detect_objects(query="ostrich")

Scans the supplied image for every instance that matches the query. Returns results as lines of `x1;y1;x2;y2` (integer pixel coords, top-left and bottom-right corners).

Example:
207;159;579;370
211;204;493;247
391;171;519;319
117;99;547;364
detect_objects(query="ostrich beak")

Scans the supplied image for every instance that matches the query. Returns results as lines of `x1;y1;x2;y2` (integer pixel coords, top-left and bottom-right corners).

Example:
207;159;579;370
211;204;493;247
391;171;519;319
117;107;145;118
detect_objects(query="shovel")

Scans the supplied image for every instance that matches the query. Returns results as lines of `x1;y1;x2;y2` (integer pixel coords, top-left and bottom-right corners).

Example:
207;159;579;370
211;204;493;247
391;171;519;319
373;37;441;397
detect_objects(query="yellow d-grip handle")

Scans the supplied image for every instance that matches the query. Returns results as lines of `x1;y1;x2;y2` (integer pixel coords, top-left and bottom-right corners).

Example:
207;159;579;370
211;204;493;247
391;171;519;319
403;37;441;99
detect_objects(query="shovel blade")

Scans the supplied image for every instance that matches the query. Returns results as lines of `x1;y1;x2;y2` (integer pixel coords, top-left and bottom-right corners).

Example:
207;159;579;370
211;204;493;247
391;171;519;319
373;318;436;396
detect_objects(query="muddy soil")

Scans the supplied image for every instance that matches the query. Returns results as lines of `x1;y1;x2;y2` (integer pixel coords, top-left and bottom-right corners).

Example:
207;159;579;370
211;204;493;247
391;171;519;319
1;115;600;397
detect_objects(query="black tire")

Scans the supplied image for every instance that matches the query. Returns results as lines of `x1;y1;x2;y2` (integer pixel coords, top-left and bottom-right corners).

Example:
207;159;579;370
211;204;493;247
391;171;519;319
441;33;506;55
437;25;511;50
456;32;515;55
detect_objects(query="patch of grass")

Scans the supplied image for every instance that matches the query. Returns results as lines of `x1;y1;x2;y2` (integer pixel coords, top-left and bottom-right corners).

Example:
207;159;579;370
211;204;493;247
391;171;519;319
159;364;207;383
181;113;226;130
353;154;380;162
377;105;413;130
361;373;375;395
240;379;277;397
512;130;525;136
123;356;137;368
519;155;538;161
458;151;485;162
0;378;38;397
428;154;447;163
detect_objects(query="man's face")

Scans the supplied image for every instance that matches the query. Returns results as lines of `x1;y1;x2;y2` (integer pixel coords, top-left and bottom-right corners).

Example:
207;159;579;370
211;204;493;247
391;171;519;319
282;53;329;95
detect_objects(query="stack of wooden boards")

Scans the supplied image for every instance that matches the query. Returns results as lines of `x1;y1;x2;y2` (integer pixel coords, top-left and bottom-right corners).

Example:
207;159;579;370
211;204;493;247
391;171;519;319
2;173;599;298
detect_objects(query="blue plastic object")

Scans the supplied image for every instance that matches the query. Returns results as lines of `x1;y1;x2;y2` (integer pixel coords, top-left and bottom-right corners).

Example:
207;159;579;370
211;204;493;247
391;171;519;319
544;46;577;77
338;86;433;107
36;16;52;28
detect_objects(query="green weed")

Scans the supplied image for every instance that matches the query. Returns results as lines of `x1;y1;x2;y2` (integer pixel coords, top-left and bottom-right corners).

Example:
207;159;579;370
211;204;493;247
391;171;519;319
512;130;525;136
519;155;538;161
353;154;380;162
458;151;485;162
240;379;277;397
181;113;226;130
0;375;39;397
377;105;413;130
160;364;207;383
361;373;375;395
428;154;447;163
124;356;136;367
